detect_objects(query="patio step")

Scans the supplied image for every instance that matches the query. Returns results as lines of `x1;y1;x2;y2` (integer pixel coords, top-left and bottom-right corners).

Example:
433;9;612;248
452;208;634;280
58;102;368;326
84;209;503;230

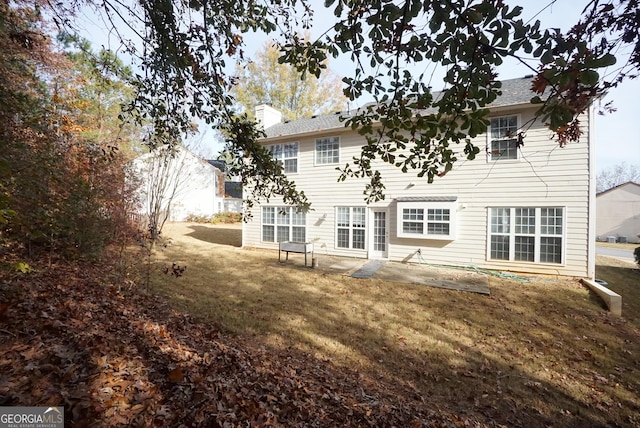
350;260;387;279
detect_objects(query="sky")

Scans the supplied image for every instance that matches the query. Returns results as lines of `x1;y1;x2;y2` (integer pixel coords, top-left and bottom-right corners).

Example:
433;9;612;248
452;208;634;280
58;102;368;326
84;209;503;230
77;0;639;172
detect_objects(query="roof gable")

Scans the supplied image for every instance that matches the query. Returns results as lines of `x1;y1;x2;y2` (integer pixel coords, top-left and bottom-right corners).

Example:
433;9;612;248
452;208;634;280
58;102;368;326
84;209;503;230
133;146;222;174
596;181;640;197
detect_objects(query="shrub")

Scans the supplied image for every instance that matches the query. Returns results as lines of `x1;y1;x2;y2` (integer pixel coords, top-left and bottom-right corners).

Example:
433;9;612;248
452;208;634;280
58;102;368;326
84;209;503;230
212;212;242;224
185;214;213;223
184;212;242;224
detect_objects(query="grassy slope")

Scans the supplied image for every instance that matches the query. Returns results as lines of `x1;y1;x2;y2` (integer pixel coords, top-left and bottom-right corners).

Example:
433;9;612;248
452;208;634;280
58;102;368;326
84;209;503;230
3;222;638;427
147;223;640;427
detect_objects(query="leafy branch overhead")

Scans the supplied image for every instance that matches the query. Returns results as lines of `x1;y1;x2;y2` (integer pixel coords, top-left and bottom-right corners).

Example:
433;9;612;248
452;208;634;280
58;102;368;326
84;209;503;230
282;0;639;201
61;0;640;205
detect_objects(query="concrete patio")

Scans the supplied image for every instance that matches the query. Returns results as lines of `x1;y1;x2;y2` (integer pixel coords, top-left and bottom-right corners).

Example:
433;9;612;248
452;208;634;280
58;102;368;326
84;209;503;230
278;253;492;295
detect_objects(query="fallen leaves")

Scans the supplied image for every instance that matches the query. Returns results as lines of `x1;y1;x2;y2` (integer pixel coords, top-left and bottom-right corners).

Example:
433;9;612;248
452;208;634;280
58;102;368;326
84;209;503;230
1;254;639;427
0;258;466;427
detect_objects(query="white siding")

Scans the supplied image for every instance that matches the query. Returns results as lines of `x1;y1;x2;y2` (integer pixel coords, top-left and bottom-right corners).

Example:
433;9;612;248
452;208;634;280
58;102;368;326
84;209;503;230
132;147;223;222
244;105;593;277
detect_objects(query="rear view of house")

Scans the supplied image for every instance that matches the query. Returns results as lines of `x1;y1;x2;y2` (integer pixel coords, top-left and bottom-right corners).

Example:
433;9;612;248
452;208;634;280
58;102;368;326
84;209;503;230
242;77;597;278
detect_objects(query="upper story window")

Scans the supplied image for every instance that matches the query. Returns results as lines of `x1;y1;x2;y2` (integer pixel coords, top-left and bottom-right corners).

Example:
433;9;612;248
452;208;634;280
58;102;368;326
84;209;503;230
269;142;298;173
315;136;340;165
396;197;457;240
488;115;519;161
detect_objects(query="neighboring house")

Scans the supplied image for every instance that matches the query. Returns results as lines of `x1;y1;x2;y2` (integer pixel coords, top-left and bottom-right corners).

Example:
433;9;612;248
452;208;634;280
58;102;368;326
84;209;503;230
242;77;597;278
596;181;640;243
133;145;225;222
205;159;243;213
207;159;227;174
224;181;243;213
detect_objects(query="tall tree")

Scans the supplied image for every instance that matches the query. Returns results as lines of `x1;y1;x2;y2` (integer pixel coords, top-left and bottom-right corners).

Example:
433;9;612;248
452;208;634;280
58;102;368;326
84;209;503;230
56;0;640;207
133;145;192;241
597;162;640;192
0;0;138;259
56;34;143;158
232;38;348;121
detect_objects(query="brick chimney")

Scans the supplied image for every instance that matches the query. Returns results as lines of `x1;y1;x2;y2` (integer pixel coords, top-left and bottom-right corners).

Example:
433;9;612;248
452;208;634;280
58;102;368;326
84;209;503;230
254;104;282;130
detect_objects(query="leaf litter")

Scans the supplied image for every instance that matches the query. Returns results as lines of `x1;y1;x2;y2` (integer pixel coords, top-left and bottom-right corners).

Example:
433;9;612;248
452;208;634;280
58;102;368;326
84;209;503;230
1;246;639;427
0;258;473;427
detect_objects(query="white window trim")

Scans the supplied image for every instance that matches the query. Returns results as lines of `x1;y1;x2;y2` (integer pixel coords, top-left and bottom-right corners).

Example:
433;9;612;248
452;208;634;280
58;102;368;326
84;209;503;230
487;114;521;162
261;206;306;243
268;142;299;174
486;207;566;265
335;206;367;250
396;201;457;240
314;136;340;166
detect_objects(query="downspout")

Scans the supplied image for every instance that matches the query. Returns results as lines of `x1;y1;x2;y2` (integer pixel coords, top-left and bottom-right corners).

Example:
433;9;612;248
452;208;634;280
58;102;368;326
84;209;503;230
587;102;597;279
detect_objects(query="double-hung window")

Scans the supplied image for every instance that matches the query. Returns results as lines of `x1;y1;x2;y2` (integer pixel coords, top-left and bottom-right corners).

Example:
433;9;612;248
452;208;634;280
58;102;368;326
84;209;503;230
268;142;298;173
262;206;306;243
488;115;519;161
396;198;457;240
336;207;366;250
315;136;340;165
489;207;564;264
540;208;564;263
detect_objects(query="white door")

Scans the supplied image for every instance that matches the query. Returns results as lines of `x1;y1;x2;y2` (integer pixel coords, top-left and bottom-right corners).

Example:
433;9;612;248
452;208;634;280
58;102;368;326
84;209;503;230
370;208;389;259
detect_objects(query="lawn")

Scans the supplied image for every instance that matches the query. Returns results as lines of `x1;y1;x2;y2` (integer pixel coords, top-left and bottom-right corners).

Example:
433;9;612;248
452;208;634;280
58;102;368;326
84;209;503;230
147;222;640;427
3;222;637;426
596;241;639;251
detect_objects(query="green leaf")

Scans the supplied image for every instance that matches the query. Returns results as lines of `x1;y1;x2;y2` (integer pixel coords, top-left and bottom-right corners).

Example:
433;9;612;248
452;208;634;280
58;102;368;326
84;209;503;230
12;262;33;274
580;70;599;86
540;49;554;65
593;53;617;68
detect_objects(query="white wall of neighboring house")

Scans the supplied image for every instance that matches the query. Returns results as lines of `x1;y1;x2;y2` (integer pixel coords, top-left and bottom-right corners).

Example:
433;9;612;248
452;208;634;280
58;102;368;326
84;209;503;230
242;80;596;278
596;182;640;243
224;198;243;213
132;146;224;222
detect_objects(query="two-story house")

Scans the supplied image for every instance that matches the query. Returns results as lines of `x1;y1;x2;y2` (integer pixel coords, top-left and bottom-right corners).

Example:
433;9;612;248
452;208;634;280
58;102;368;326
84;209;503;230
242;77;596;278
133;145;226;222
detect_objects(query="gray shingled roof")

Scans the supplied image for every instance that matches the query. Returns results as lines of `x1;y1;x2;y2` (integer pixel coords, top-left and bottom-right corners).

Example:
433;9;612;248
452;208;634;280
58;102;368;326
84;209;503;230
264;76;537;139
207;159;227;172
